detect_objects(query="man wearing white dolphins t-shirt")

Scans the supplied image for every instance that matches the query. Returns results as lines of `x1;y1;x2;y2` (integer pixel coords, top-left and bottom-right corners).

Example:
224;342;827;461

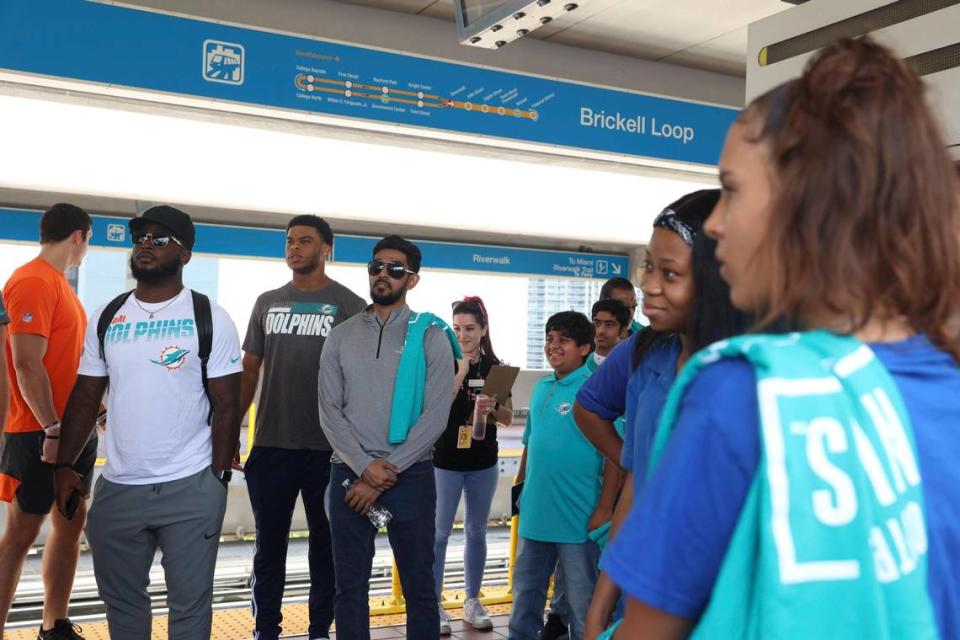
54;206;242;640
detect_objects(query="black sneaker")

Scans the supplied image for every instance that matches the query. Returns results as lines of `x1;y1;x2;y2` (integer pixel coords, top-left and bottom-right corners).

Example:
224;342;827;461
540;613;568;640
37;619;85;640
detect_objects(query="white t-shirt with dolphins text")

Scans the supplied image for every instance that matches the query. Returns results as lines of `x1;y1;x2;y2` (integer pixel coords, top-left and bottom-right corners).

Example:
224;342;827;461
78;288;242;484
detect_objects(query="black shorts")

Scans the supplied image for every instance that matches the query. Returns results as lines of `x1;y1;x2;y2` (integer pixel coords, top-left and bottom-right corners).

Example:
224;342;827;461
0;431;98;515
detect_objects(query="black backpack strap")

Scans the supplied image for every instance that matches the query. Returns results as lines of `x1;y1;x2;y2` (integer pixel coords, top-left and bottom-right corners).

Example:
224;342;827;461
97;291;134;360
191;290;214;424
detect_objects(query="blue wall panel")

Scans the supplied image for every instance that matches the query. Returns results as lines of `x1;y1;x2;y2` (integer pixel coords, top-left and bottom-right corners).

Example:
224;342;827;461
0;208;627;280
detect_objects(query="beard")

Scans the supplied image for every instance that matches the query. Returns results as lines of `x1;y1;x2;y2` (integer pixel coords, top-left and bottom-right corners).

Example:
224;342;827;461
130;252;181;284
370;278;406;306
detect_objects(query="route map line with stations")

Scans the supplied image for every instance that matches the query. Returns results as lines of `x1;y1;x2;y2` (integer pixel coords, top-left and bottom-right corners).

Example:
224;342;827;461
294;74;539;120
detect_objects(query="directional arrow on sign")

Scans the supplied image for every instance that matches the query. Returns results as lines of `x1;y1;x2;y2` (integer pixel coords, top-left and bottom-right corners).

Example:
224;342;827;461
612;263;622;275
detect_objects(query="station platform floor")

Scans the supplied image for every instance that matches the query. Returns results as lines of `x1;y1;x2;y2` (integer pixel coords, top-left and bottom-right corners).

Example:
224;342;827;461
6;529;515;639
4;606;513;639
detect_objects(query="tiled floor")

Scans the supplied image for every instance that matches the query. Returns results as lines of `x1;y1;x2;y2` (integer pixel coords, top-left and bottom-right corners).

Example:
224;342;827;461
447;614;510;639
3;609;516;640
314;614;511;639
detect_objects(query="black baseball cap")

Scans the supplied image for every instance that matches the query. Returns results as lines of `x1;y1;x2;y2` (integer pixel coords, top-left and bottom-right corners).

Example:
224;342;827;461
129;205;195;250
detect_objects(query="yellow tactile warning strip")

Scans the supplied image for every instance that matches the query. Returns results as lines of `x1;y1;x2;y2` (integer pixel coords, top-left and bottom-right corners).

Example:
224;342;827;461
5;598;517;639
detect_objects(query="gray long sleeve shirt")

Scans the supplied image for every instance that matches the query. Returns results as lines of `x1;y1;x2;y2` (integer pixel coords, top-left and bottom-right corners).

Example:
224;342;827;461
318;304;455;476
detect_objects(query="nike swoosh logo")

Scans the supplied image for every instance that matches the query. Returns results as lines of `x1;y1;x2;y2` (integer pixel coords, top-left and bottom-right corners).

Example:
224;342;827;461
229;355;240;364
204;532;218;540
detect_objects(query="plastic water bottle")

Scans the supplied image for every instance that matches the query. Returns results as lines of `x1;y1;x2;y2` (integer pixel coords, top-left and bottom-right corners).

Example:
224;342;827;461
341;479;393;528
472;394;495;440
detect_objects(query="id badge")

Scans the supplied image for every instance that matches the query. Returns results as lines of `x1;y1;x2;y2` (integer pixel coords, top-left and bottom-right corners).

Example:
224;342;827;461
457;425;473;449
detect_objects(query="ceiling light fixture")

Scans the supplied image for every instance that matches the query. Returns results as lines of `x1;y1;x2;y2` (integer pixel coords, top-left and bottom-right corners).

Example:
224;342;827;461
455;0;589;50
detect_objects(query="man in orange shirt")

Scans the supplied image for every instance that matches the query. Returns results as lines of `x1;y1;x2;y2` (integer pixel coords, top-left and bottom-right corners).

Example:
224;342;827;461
0;203;95;640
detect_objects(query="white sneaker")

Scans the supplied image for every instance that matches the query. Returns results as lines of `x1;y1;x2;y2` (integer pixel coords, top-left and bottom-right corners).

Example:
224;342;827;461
463;598;493;630
439;603;452;636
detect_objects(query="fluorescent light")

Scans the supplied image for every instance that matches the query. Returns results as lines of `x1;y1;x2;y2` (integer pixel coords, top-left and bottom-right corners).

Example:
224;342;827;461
0;93;712;245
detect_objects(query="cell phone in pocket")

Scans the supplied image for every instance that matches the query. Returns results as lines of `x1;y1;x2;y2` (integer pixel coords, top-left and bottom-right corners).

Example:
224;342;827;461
64;489;81;520
511;481;523;517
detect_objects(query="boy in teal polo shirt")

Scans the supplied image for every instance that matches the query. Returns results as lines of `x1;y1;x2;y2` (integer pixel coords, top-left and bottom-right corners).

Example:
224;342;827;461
509;312;603;640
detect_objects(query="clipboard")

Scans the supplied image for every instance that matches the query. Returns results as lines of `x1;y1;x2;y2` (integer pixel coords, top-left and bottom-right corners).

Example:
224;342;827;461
481;364;520;401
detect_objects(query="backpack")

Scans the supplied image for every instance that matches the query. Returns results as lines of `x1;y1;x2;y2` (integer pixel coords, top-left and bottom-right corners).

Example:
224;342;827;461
97;289;214;423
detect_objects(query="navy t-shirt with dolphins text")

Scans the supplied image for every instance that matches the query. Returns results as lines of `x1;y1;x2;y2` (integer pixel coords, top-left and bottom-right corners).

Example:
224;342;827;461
243;280;366;450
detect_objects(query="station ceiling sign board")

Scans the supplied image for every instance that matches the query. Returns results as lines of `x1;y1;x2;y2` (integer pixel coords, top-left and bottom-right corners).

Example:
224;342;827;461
0;208;627;280
0;0;737;166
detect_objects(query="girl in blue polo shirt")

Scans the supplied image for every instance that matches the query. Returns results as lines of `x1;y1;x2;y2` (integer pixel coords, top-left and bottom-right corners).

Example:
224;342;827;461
606;38;960;639
576;190;749;636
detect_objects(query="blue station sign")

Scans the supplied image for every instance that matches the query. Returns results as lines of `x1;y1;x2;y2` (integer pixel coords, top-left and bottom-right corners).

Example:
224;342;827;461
0;208;627;280
0;0;737;166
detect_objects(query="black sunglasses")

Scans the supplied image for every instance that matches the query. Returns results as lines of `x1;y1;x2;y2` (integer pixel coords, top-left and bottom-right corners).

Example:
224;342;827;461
132;232;183;249
367;259;415;279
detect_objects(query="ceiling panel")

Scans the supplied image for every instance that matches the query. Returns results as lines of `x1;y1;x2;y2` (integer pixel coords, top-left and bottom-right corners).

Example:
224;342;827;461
539;0;789;73
536;0;716;58
329;0;437;12
530;0;633;40
660;27;754;75
417;0;454;19
326;0;792;76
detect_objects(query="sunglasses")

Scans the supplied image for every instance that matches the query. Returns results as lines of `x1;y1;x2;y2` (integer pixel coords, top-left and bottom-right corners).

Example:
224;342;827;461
132;232;183;249
367;259;415;279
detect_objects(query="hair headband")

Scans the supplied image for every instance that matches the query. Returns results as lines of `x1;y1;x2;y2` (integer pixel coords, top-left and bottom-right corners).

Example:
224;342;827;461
652;208;696;246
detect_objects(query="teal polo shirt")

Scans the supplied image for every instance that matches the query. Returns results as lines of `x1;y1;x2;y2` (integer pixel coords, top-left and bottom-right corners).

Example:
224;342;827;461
520;361;605;543
587;352;602;372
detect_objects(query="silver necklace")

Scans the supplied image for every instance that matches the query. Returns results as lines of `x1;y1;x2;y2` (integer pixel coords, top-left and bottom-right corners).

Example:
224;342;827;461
134;294;179;320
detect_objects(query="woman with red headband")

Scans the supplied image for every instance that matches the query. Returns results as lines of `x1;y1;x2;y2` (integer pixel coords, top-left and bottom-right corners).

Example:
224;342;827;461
433;296;512;635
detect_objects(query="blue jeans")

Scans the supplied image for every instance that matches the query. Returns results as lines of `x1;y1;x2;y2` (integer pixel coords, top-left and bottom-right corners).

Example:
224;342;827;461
245;448;334;640
549;561;568;621
329;461;438;640
508;538;599;640
433;464;499;599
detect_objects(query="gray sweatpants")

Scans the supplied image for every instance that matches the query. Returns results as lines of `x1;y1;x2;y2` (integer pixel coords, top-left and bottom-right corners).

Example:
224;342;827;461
86;467;228;640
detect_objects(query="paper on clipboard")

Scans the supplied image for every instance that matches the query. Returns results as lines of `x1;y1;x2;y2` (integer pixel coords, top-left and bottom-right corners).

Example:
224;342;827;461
482;365;520;400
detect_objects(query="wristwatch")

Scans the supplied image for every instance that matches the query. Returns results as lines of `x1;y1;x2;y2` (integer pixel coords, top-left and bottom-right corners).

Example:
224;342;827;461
42;421;61;439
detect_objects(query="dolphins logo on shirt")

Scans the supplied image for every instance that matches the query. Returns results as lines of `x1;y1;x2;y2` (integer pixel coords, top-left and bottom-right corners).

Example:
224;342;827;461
151;346;190;370
557;402;573;416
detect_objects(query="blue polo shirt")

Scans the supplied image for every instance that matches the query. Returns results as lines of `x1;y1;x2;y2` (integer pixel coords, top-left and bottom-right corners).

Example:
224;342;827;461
521;361;603;543
621;337;680;484
603;335;960;638
576;333;639;425
577;334;681;488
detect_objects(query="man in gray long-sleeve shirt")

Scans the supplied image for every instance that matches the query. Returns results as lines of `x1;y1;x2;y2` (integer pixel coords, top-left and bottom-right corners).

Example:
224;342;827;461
319;235;453;640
